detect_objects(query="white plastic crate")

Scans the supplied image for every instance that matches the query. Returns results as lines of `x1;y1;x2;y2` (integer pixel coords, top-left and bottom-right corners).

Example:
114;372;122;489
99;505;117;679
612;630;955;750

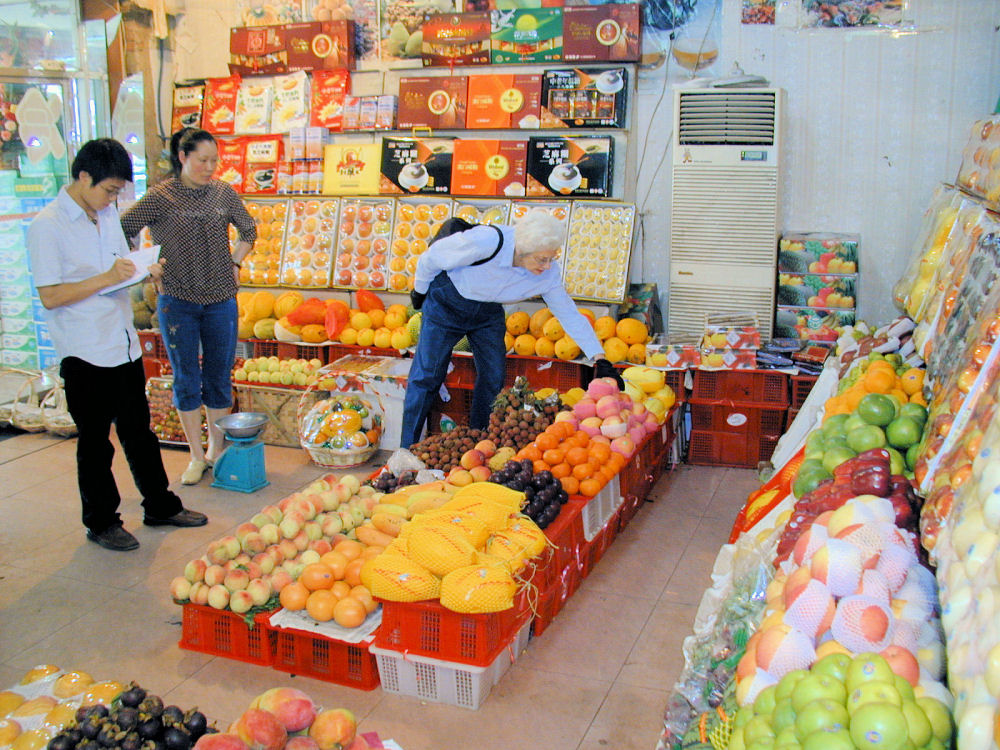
580;475;622;542
371;621;531;709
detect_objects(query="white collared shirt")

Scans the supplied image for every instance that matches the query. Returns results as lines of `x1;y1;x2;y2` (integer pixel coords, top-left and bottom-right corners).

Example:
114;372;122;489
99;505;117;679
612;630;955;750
413;225;604;359
27;187;140;367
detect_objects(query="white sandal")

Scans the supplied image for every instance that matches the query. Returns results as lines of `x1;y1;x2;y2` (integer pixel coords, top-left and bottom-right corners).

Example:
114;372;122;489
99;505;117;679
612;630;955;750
181;459;209;485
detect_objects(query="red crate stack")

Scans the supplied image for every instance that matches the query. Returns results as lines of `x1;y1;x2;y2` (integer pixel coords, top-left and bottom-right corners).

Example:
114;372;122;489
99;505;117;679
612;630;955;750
687;370;789;468
506;355;586;391
426;387;475;434
790;373;818;410
270;627;380;689
138;330;169;379
179;605;277;667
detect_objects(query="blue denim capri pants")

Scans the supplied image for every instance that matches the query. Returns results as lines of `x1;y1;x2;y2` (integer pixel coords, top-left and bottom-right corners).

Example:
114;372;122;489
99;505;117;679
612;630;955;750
157;295;237;412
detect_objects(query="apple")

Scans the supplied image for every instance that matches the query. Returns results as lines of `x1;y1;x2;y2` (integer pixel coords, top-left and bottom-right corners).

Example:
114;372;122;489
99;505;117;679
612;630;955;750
846;653;896;692
794;699;849;741
847;681;903;715
743;715;776;745
771;699;796;733
753;685;779;716
801;727;854;750
915;697;953;744
899;701;931;747
791;674;847;712
849;701;909;750
775;670;809;702
812;652;851;683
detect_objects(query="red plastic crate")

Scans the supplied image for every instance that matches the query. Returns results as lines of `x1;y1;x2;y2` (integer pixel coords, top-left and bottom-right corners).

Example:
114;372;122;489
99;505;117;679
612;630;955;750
142;358;169;380
427;386;474;434
178;605;277;666
444;354;478;389
689;402;786;435
528;497;585;591
252;339;280;358
275;342;333;362
691;369;789;407
618;432;663;504
271;627;380;689
687;429;781;468
665;370;687;402
507;355;586;391
373;588;532;666
531;567;581;637
787;407;800;425
138;330;168;360
790;374;818;410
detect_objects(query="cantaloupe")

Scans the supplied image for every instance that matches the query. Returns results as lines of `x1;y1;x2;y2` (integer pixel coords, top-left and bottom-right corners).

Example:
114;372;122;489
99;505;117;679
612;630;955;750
274;291;304;319
542;316;564;342
506;311;530;335
407;312;422;344
616;317;648;345
252;317;277;339
250;291;276;321
300;324;328;343
534;337;555;358
626;343;646;364
554;336;580;360
603;336;629;362
513;334;535;356
594;316;617;341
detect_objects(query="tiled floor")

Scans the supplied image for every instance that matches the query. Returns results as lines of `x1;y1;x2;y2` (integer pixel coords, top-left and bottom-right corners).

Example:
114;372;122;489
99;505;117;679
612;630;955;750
0;429;760;750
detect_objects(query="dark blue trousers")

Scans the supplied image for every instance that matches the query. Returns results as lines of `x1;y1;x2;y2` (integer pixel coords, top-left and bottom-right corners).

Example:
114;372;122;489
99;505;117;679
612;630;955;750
400;273;506;448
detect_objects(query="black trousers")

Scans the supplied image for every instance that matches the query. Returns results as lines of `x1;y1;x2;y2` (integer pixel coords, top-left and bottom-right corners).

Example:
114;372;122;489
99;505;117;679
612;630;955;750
60;356;182;533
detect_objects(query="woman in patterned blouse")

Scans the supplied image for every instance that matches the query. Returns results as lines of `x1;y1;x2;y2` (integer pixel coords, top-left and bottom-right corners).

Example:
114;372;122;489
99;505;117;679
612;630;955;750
122;128;257;485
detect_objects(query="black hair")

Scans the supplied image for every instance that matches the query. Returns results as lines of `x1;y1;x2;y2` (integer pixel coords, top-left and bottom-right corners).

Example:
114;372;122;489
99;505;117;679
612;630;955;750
71;138;133;184
169;127;216;176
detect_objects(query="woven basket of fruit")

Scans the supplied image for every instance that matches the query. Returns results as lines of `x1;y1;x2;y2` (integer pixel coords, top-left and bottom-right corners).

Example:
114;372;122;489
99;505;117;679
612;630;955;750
297;373;384;468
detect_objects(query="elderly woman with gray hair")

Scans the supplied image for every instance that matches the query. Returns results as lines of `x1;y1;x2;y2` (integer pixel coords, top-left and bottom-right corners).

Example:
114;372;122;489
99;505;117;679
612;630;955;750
400;208;623;449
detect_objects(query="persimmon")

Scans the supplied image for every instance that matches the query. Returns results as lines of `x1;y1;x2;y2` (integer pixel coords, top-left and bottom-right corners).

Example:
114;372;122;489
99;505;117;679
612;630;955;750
279;581;309;610
572;462;594;481
542;448;565;466
306;590;337;621
565;446;589;466
559;476;580;495
579;478;603;497
550;462;572;479
536;432;559;451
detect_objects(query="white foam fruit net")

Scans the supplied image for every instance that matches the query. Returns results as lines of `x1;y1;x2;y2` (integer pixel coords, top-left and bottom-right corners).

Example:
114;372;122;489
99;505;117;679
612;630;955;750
763;627;818;678
818;538;864;597
857;569;892;605
876;542;918;592
793;525;829;566
899;565;940;615
831;594;895;653
889;619;919;653
784;578;835;639
837;522;887;566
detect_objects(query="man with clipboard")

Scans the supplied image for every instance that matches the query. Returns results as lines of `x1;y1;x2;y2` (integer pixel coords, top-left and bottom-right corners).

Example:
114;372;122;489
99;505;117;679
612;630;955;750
27;139;208;551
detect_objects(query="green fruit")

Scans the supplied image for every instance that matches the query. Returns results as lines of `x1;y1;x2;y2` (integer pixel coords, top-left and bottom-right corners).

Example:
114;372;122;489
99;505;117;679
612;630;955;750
772;699;797;733
905;443;920;471
899;402;927;424
847;681;903;715
858;394;897;426
729;726;747;750
775;670;810;701
805;431;827;453
822;446;857;474
849;701;909;750
886;446;905;475
404;30;423;57
794;465;831;498
774;727;798;746
791;674;847;712
869;352;886;361
822;413;850;438
754;685;779;716
744;715;777;744
794;698;849;741
847;425;888;453
812;652;852;682
734;705;755;729
844;413;868;433
915;697;953;744
802;728;854;750
746;739;777;750
900;701;931;747
846;653;896;692
886;417;922;449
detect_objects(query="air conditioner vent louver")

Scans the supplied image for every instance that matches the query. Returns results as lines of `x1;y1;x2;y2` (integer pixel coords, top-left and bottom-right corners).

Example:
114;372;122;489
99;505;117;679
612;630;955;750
678;91;776;145
668;283;776;341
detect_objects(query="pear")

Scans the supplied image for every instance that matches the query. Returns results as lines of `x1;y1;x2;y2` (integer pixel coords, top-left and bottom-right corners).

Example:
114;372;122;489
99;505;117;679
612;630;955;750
404;30;423;57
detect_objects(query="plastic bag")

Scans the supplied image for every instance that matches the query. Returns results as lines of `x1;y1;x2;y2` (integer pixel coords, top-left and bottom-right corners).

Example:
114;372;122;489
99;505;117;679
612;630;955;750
386;448;426;475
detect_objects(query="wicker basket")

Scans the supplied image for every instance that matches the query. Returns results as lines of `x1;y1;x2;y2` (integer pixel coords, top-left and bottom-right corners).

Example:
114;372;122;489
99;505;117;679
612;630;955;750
297;366;383;468
10;371;47;433
0;368;41;426
41;381;77;437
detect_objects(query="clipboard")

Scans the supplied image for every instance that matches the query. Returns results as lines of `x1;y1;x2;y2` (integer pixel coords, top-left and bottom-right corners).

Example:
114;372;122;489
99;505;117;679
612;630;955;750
99;245;160;295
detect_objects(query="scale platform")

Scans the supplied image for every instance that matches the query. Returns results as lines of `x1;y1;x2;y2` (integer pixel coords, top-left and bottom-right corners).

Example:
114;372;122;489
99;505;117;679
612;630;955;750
211;413;270;493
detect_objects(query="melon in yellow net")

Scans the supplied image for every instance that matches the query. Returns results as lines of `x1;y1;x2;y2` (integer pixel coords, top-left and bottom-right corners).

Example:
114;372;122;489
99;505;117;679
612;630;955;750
440;565;518;613
361;555;440;602
451;482;525;511
405;523;478;577
484;535;528;572
496;519;548;558
438;497;515;532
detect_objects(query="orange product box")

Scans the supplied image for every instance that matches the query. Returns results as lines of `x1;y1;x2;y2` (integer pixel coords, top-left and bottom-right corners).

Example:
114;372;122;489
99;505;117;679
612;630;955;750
358;96;378;130
342;96;361;130
292;160;309;193
309;68;350;130
202;75;241;135
214;137;246;190
242;135;283;194
397;76;468;130
450;139;527;197
276;158;292;194
229;25;287;75
284;20;356;71
421;12;492;66
171;83;204;133
465;74;541;129
562;4;641;62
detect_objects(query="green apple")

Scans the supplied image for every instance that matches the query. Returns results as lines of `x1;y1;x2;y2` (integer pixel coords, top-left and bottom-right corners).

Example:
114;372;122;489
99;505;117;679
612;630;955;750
844;413;867;433
915;697;953;744
848;681;903;715
846;653;896;692
893;675;916;703
812;652;852;683
900;701;932;747
791;674;847;712
754;685;779;716
794;698;849;741
774;727;798;746
802;727;855;750
775;670;810;702
772;698;797;733
734;705;755;730
744;715;777;744
850;701;910;750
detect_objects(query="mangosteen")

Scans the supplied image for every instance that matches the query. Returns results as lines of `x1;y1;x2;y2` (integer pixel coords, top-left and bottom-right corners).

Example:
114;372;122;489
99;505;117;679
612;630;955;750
506;478;524;492
96;725;119;747
76;740;97;750
183;711;207;739
525;500;543;518
162;726;191;750
119;684;147;709
162;706;184;726
558;489;569;504
79;720;102;741
537;470;554;485
138;696;164;718
522;485;535;501
137;716;163;740
91;706;110;720
121;734;143;750
117;707;140;732
64;730;83;745
504;459;520;472
48;735;76;750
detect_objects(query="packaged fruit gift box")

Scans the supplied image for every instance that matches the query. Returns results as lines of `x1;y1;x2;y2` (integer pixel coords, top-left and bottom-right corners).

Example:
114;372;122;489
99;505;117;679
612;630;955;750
778;231;859;274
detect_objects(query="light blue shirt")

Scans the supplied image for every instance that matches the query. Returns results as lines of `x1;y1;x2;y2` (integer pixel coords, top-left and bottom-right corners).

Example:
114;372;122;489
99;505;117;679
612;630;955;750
413;224;604;359
28;187;141;367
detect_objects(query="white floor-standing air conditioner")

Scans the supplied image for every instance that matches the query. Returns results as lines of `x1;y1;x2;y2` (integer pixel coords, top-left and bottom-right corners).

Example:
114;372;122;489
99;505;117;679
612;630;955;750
667;86;785;340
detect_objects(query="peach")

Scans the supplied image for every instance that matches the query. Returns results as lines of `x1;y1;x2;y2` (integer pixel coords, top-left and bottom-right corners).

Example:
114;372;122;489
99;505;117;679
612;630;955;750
446;468;474;487
341;475;361;494
469;466;492;482
252;553;275;575
244;561;263;580
308;709;356;750
233;553;252;567
610;435;635;457
586;376;619;400
304;494;326;515
229;590;254;614
278;539;299;560
236;522;259;545
252;688;316;732
319;491;340;511
283;738;319;750
303;520;323;541
232;709;287;750
332;482;353;503
220;535;241;559
224;568;250;592
207;584;230;610
169;576;192;601
250;513;271;529
309;539;333;556
193;733;249;750
265;545;284;566
207;541;231;565
292;530;310;552
599;415;627;439
321;515;344;537
243;532;267;555
553;411;578;427
473;439;497;457
298;550;321;566
279;516;302;540
261;505;283;524
343;737;369;750
573;396;597;420
268;569;293;593
278;494;297;513
205;565;227;587
337;508;356;532
578;416;603;437
184;559;207;583
290;498;316;522
189;582;210;606
595;394;621;420
459;449;485;469
247;578;272;607
627;425;646;445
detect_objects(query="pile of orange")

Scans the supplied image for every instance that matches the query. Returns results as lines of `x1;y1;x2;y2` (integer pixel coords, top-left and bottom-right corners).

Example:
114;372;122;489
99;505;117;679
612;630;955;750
278;539;380;628
514;420;627;497
825;362;926;420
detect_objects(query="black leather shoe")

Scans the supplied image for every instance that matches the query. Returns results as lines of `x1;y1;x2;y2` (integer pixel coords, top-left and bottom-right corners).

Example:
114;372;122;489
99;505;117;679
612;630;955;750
143;509;208;527
87;525;140;551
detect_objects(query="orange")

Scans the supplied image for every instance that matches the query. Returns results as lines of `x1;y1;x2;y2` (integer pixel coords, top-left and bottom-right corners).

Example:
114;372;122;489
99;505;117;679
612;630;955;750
863;368;896;394
579;478;602;497
571;462;593;481
571;431;591;448
536;432;559;451
867;359;895;373
900;368;925;395
599;464;618;483
890;388;909;405
608;452;627;471
521;444;543;462
533;459;549;474
588;443;612;464
330;580;351;600
344;558;365;587
300;562;335;591
306;589;337;621
559;476;580;495
334;539;364;561
550;462;571;479
565;446;590;466
319;550;349;579
843;385;866;411
333;596;368;628
542;448;565;466
279;581;309;610
350;585;378;614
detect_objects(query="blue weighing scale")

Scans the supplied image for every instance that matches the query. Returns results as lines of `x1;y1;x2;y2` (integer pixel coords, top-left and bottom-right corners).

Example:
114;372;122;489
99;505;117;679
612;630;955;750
211;413;270;493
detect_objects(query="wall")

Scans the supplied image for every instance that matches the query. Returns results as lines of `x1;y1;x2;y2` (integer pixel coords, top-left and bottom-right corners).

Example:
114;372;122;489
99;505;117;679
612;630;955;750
164;0;1000;327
